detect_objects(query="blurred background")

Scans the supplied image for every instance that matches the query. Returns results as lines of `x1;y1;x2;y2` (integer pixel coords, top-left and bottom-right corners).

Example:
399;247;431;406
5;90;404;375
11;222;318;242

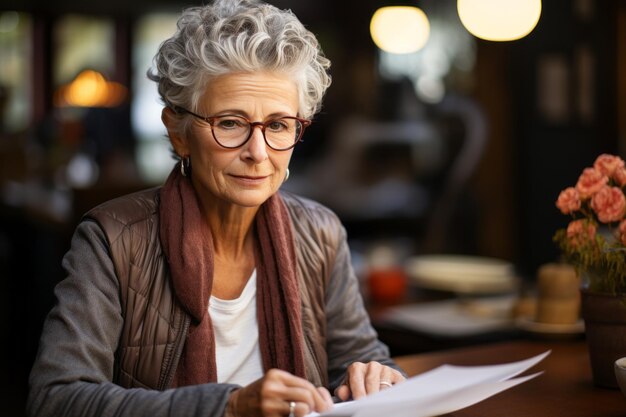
0;0;625;415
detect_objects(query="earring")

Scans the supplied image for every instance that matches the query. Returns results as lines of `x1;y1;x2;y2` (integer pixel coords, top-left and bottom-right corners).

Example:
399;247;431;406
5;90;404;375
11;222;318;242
284;168;290;182
180;156;191;177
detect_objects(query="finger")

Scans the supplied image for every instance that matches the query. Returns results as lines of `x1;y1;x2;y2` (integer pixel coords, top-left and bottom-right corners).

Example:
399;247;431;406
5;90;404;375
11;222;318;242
263;369;315;398
291;400;309;417
316;386;334;410
266;368;309;388
363;362;384;396
335;384;351;402
282;386;318;411
280;392;328;417
378;366;394;391
286;397;330;417
257;388;314;417
266;371;330;413
309;386;332;412
389;368;406;384
348;363;367;400
308;386;332;411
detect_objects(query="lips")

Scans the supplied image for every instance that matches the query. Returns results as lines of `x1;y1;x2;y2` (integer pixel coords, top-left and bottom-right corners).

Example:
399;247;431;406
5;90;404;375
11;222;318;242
232;175;269;180
230;174;270;185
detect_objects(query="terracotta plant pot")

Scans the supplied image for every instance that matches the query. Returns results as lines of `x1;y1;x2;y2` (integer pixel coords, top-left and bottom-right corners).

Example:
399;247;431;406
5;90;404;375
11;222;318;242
580;289;626;388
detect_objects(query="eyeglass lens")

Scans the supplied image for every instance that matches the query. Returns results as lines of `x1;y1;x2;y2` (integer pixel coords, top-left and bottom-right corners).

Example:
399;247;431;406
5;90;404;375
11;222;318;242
212;115;302;150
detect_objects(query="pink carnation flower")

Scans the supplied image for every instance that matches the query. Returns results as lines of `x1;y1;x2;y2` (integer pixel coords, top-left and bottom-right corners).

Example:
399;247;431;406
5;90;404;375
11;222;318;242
555;187;581;214
590;186;626;223
594;154;625;176
614;167;626;187
576;167;608;199
566;219;597;248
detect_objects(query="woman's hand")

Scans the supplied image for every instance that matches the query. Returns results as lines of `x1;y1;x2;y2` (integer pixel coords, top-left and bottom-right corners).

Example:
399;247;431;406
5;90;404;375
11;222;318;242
226;369;333;417
334;361;405;401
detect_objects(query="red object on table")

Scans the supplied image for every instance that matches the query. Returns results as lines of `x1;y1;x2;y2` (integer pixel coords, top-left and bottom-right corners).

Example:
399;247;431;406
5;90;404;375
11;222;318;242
368;267;407;303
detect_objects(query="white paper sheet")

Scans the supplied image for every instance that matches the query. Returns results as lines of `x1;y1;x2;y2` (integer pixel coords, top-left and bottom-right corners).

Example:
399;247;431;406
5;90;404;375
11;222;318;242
306;351;550;417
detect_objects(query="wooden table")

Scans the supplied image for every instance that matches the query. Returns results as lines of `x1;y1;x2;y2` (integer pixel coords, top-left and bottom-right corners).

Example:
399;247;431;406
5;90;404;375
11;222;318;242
393;340;625;417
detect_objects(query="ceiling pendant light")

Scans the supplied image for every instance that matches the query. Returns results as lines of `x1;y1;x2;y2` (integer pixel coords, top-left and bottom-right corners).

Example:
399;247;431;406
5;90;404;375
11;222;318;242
457;0;542;41
370;6;430;54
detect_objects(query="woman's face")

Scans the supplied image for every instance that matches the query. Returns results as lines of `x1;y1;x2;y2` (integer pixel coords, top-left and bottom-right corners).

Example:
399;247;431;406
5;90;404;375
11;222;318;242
169;72;299;209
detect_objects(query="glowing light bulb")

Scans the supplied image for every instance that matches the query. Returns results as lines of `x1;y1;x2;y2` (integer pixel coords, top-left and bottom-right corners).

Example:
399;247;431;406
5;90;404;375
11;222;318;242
457;0;542;41
55;70;127;107
370;6;430;54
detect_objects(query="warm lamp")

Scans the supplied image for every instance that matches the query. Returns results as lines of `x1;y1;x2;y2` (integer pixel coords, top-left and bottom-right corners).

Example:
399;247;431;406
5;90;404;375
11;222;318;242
370;6;430;54
55;70;128;108
457;0;541;41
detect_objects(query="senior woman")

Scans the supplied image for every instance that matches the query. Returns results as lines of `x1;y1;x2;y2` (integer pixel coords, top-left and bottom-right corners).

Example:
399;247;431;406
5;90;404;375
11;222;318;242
27;1;405;416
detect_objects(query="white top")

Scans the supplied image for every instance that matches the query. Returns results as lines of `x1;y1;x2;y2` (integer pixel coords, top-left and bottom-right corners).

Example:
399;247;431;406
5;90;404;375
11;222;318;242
209;270;264;385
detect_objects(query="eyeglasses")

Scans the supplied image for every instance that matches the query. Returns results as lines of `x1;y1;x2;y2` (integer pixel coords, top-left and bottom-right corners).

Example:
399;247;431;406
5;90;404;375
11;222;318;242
174;106;311;151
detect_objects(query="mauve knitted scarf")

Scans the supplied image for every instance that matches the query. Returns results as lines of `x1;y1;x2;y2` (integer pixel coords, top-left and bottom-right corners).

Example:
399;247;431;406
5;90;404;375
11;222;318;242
159;166;306;386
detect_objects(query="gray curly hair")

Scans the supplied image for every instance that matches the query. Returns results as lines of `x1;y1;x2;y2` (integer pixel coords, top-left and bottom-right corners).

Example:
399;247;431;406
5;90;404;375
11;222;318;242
148;0;331;124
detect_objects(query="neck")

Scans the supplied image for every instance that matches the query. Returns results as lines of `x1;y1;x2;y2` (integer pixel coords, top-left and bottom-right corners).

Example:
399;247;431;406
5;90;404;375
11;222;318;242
198;195;259;260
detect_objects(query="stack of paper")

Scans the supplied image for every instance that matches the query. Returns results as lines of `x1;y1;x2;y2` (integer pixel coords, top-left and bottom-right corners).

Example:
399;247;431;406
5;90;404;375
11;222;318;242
307;351;549;417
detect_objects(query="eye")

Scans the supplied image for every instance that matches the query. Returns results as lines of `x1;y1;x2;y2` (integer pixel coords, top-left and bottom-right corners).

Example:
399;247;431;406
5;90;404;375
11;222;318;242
215;117;246;130
267;119;289;132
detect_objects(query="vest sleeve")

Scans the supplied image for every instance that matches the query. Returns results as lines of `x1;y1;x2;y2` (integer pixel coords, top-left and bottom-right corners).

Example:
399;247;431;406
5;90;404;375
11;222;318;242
324;225;405;391
26;220;239;417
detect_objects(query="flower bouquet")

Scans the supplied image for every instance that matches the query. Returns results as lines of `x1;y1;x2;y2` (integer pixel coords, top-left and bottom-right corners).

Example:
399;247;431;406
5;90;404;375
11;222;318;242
554;153;626;294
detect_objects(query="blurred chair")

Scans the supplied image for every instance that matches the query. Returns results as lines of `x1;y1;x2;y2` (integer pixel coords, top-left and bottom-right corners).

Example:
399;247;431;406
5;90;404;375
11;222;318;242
285;93;486;255
421;95;487;253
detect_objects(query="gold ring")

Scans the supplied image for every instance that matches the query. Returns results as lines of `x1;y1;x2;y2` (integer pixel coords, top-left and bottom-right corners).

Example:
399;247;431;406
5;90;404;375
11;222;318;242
288;401;296;417
379;381;393;388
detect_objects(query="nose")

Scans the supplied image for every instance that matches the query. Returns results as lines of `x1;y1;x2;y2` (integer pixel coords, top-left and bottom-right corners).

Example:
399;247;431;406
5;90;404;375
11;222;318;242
242;125;268;162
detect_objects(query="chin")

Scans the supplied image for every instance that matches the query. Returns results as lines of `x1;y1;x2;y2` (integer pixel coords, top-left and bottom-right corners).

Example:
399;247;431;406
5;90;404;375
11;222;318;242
229;189;276;208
